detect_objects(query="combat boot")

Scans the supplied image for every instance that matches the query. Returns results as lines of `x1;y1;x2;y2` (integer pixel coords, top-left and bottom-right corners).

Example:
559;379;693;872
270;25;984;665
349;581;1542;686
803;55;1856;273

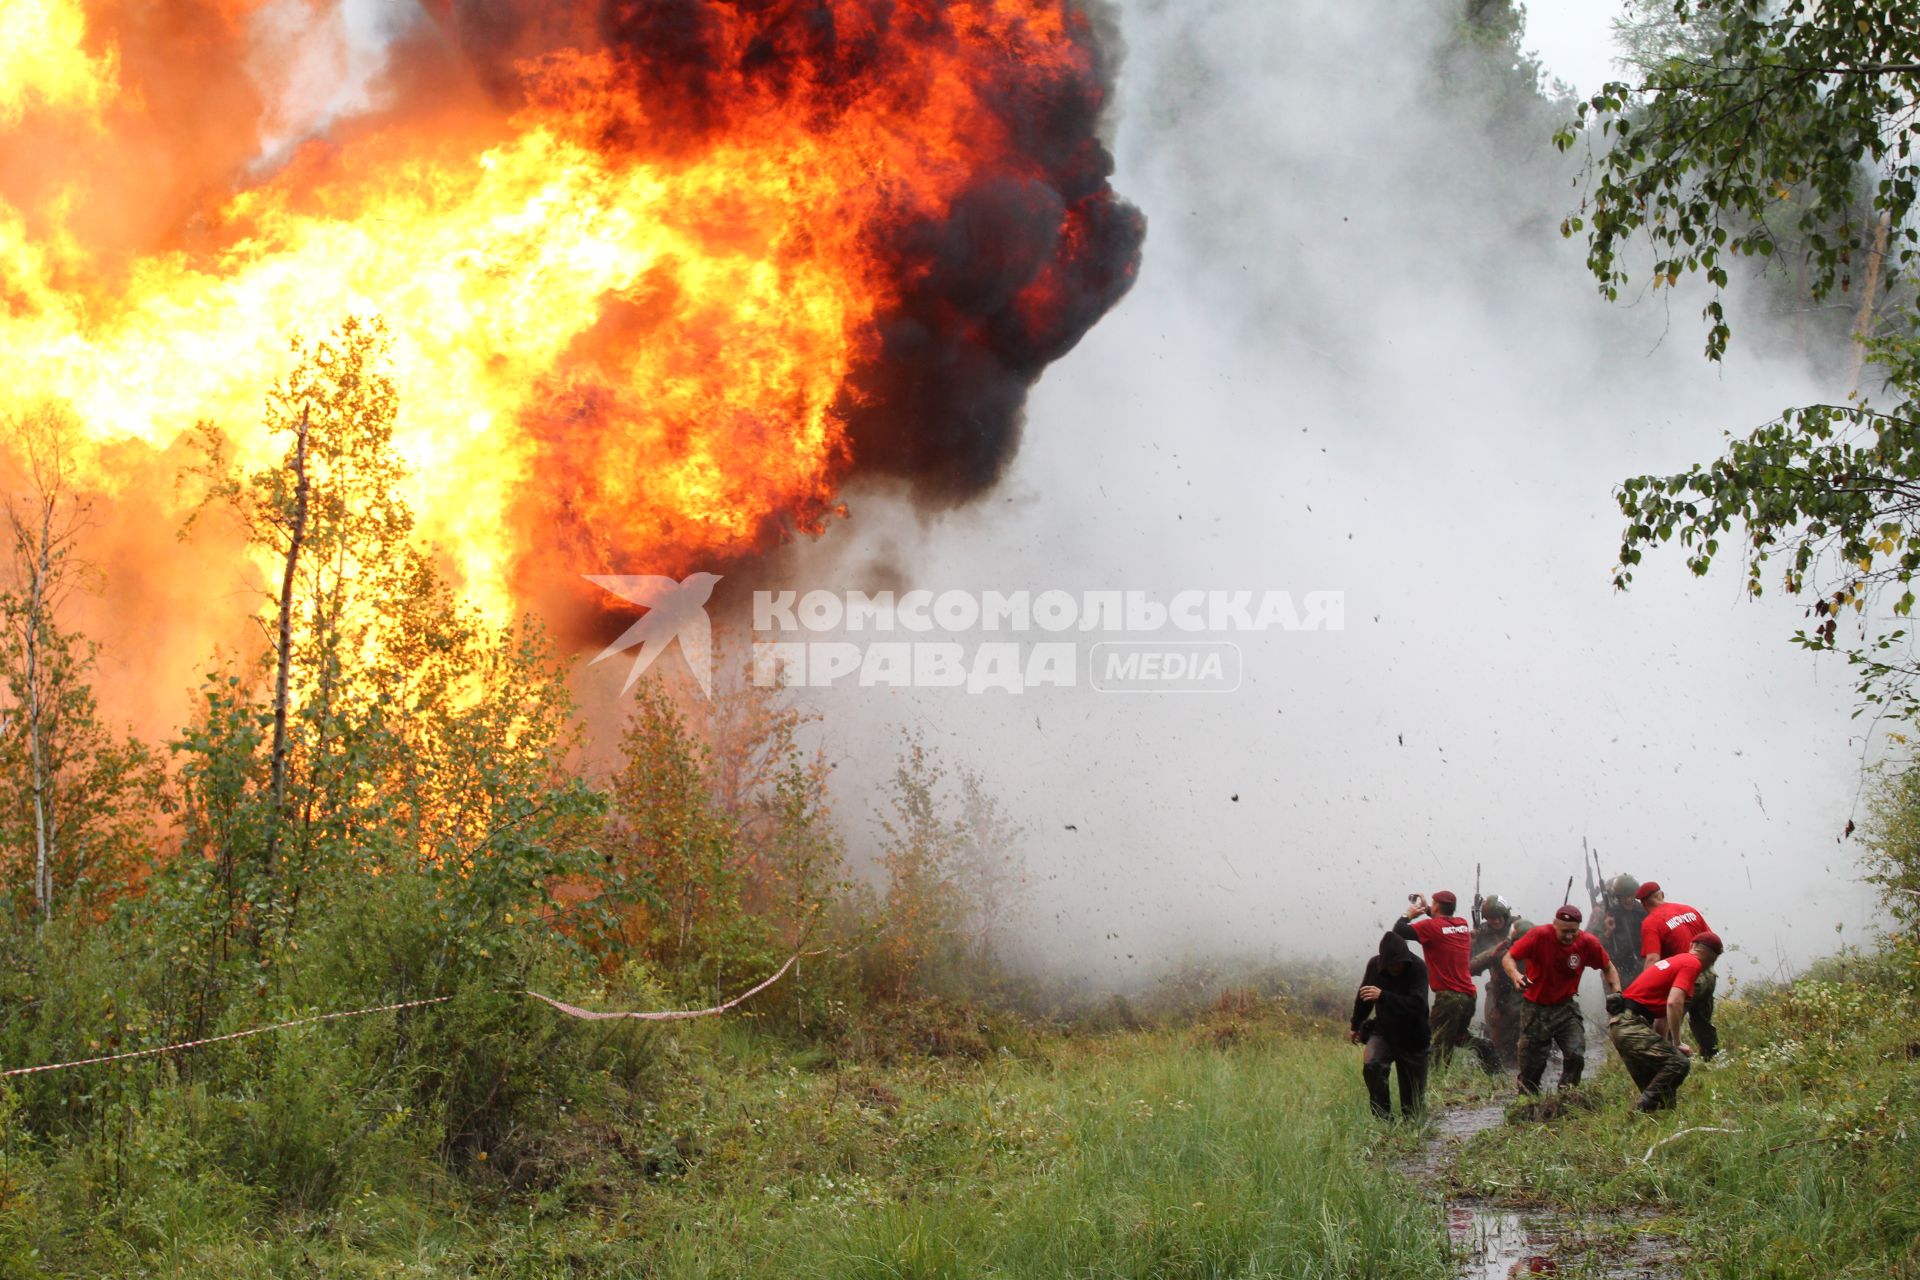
1631;1090;1663;1113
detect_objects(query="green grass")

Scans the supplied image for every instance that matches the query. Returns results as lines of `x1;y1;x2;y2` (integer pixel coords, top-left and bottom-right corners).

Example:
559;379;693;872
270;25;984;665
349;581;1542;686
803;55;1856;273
0;1007;1454;1278
1449;945;1920;1279
23;946;1913;1280
630;1024;1447;1279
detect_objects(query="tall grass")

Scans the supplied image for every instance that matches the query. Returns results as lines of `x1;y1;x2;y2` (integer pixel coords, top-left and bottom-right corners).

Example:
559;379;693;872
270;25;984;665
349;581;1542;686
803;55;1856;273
1450;942;1920;1279
638;1027;1445;1280
0;1005;1450;1278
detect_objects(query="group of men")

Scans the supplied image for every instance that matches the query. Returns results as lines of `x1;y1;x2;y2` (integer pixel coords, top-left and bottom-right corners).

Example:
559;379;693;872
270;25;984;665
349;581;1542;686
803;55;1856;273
1348;877;1723;1121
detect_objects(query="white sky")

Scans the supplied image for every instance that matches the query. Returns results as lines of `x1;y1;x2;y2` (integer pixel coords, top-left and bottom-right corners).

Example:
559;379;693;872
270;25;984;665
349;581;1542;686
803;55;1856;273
1524;1;1628;94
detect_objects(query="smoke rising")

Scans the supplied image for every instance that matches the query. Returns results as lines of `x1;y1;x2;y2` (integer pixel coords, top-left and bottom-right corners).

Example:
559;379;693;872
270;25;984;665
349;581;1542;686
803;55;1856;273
399;0;1145;532
765;0;1881;993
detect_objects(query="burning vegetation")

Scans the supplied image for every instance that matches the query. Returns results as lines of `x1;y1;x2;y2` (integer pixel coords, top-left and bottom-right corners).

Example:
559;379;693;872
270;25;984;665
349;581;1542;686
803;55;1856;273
0;6;1137;1263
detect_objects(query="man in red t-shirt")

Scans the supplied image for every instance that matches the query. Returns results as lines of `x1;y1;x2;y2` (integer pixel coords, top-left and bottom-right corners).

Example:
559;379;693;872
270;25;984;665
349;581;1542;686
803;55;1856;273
1635;882;1719;1059
1607;931;1723;1110
1501;904;1621;1095
1395;891;1500;1072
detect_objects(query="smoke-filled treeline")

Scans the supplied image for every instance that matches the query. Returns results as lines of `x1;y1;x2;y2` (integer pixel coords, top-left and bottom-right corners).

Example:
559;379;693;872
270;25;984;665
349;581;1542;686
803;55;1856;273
0;320;1055;1256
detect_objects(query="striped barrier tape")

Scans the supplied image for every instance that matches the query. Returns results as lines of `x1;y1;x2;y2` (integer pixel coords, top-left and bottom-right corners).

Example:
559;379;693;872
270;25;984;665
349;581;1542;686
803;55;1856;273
2;953;803;1078
525;952;800;1021
1;995;454;1078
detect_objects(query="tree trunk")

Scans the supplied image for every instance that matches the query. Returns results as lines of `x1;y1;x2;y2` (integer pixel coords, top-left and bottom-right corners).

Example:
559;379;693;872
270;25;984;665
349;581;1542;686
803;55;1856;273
24;490;54;920
1847;211;1894;397
265;405;311;869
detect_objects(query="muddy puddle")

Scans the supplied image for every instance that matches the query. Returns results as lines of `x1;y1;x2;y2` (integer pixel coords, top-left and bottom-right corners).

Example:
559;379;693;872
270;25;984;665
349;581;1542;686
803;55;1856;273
1420;1099;1678;1278
1407;1101;1506;1180
1447;1202;1555;1277
1445;1198;1676;1278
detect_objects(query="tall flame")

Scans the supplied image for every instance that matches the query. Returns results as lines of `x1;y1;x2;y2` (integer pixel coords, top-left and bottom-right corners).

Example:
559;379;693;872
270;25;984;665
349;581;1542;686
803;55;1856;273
0;1;1142;624
0;0;118;123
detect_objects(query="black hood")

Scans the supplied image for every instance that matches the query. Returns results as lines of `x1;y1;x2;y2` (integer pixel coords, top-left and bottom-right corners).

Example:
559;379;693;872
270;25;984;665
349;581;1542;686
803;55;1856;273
1379;931;1412;965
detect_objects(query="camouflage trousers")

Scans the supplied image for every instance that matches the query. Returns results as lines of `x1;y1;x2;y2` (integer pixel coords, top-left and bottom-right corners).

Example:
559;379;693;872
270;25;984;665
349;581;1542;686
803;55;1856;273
1515;998;1585;1095
1430;990;1502;1073
1607;1009;1690;1109
1687;970;1719;1060
1482;986;1522;1066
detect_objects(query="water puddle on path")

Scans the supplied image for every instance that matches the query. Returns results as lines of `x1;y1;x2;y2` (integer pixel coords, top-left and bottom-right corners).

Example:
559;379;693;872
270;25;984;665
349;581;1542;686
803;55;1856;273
1408;1101;1506;1181
1417;1099;1677;1279
1448;1202;1557;1277
1446;1199;1675;1278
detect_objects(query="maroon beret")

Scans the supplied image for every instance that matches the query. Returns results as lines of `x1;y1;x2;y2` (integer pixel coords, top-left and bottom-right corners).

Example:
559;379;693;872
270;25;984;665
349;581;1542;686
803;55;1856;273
1553;904;1582;923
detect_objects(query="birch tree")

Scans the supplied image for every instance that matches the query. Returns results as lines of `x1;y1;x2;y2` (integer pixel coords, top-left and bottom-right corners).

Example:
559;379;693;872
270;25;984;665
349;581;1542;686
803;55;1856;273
1559;0;1920;717
0;409;158;918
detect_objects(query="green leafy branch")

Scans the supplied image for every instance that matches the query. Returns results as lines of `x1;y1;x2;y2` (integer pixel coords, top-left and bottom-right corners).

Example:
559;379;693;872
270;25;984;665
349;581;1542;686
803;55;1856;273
1555;0;1920;361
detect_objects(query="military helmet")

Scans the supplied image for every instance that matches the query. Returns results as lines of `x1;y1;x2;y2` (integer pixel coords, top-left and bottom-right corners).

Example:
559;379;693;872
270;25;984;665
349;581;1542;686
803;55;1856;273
1481;893;1512;921
1509;918;1534;939
1609;873;1640;898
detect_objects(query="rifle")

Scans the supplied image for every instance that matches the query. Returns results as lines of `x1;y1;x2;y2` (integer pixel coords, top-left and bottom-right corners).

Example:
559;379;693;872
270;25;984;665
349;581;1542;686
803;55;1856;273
1472;863;1483;931
1586;839;1609;920
1581;837;1600;916
1562;875;1574;907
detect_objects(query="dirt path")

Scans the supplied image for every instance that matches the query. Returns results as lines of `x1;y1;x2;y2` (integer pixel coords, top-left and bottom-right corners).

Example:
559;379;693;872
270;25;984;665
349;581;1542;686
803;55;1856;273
1414;1096;1678;1278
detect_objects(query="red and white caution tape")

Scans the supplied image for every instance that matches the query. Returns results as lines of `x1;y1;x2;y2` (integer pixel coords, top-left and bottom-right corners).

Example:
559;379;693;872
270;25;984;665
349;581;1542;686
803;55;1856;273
0;994;454;1079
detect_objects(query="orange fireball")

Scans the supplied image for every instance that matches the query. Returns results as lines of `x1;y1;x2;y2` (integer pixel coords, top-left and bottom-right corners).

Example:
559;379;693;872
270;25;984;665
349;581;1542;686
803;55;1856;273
0;0;1141;626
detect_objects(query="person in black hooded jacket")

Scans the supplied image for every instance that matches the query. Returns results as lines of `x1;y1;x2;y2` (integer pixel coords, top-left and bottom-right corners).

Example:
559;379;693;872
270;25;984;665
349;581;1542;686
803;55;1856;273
1348;930;1430;1120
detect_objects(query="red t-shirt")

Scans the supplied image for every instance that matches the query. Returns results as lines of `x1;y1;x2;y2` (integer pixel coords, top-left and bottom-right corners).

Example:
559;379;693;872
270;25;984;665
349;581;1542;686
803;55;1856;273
1410;915;1476;994
1641;903;1710;959
1623;951;1703;1015
1506;925;1610;1004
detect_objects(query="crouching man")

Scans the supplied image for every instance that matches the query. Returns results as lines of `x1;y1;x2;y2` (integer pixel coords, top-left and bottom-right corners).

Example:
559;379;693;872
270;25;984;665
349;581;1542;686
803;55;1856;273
1502;904;1621;1095
1350;931;1430;1121
1607;930;1724;1112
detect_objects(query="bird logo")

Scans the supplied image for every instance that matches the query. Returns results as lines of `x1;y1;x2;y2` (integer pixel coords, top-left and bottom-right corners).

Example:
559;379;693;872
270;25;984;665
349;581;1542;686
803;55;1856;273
584;572;723;697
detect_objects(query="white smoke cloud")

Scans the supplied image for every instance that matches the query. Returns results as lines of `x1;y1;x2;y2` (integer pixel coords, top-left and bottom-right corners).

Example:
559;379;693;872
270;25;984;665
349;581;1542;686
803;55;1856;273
767;0;1882;992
